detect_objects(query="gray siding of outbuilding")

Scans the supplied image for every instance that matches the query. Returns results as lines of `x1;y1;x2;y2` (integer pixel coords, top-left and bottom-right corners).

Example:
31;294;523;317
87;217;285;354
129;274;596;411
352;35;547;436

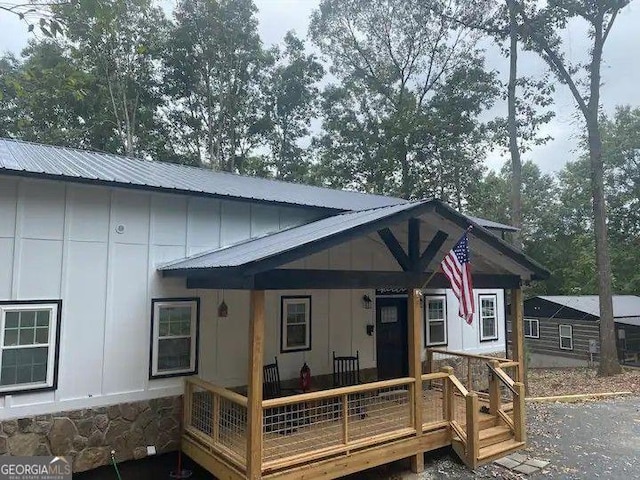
508;317;600;361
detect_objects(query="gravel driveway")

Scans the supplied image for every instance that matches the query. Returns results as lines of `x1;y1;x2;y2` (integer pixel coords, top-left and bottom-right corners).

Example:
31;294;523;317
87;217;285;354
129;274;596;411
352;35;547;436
79;396;640;479
348;396;640;479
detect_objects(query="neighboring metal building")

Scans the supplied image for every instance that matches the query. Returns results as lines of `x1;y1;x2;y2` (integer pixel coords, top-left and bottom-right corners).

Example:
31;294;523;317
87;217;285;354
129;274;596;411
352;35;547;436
514;295;640;365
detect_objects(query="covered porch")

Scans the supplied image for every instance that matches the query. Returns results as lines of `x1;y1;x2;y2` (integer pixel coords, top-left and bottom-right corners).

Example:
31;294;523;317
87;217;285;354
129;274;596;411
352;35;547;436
160;200;548;479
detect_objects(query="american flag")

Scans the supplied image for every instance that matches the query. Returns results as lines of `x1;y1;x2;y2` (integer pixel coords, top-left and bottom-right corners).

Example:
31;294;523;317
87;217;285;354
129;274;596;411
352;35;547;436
441;232;474;325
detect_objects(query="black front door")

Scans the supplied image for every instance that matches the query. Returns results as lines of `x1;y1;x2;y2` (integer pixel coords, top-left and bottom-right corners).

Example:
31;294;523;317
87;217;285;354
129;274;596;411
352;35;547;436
376;297;408;380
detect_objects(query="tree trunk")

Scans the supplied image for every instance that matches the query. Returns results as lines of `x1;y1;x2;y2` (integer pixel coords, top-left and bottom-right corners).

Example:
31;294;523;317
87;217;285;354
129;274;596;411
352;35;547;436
399;139;411;199
587;20;621;377
506;0;527;393
588;119;621;376
507;0;523;251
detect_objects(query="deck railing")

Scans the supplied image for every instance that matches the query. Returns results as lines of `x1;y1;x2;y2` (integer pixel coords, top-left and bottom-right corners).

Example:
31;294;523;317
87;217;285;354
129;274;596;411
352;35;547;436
487;360;525;443
182;362;524;477
439;366;480;469
260;377;416;471
184;377;248;471
426;348;509;393
420;371;449;431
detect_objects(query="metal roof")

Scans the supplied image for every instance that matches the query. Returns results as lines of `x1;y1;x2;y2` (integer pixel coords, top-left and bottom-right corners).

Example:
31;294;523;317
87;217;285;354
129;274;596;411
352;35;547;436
160;199;550;282
0;138;517;231
161;201;430;271
536;295;640;320
0;138;402;211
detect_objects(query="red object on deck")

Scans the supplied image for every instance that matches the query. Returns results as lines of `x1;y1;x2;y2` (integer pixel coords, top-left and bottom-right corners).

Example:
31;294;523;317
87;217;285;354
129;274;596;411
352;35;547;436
300;362;311;392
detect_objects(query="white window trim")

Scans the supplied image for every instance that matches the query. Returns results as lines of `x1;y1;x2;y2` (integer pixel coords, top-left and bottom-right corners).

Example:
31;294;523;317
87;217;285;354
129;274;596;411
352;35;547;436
524;318;540;339
150;298;199;378
424;296;448;347
281;296;312;352
479;294;499;342
559;324;573;350
0;301;60;394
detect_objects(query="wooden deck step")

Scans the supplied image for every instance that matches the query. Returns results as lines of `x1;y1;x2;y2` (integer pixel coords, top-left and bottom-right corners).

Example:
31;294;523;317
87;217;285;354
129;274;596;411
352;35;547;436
478;425;513;448
477;439;525;465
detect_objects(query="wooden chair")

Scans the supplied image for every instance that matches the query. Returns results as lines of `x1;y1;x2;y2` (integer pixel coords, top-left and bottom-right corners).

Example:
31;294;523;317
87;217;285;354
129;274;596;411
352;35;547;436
332;351;361;387
332;351;366;418
263;357;283;400
262;357;301;434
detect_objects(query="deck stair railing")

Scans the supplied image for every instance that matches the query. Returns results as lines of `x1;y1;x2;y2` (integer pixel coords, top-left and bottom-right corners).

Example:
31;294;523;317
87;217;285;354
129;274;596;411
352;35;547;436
487;360;526;443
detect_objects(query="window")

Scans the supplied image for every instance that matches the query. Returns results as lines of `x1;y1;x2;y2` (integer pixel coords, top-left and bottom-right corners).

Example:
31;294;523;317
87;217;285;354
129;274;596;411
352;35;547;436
424;296;447;346
524;318;540;338
559;324;573;350
150;298;199;378
0;300;61;394
479;294;498;341
281;296;311;352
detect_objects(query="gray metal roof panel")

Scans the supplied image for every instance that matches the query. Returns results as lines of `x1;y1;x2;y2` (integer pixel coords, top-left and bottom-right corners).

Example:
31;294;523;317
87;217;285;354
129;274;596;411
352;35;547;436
160;200;429;270
0;139;519;233
0;138;404;211
537;295;640;318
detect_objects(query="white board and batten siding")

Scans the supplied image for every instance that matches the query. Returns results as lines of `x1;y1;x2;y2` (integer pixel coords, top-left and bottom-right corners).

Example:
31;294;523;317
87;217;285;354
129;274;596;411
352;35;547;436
0;175;507;419
0;175;320;419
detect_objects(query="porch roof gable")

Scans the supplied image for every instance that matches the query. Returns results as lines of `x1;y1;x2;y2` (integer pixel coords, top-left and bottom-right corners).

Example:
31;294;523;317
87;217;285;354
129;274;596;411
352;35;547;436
159;199;550;282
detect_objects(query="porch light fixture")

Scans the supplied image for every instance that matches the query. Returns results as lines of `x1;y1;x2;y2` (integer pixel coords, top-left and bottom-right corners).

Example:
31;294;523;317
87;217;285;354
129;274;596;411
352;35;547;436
361;294;372;310
218;295;228;318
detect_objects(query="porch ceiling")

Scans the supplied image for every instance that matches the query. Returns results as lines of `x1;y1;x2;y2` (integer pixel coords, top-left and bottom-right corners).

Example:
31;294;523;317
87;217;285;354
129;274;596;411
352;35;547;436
159;199;549;289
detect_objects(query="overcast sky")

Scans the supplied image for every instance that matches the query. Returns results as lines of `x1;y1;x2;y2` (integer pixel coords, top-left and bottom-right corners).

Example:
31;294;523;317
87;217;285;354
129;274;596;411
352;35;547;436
1;0;639;174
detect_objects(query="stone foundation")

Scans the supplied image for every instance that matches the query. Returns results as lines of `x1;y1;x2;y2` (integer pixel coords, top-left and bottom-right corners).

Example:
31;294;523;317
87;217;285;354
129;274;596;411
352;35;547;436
0;396;181;472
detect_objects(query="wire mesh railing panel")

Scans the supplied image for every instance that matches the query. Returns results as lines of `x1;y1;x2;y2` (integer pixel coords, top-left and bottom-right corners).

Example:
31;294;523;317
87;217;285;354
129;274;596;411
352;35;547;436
497;366;517;407
262;396;343;464
218;396;248;460
429;351;506;393
347;385;412;442
452;391;467;426
421;377;445;427
189;386;213;436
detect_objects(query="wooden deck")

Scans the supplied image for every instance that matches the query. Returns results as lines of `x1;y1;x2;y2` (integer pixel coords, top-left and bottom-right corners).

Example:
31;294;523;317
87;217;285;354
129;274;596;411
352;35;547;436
182;362;523;479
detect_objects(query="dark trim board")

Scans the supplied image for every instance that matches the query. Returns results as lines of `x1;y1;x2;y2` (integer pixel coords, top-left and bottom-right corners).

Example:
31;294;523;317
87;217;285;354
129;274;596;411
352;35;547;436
0;299;63;396
478;293;499;343
148;297;201;380
185;270;523;290
280;295;312;353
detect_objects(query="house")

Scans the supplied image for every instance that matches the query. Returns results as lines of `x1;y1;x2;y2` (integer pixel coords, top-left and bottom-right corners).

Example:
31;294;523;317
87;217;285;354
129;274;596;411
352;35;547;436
0;138;549;477
518;295;640;367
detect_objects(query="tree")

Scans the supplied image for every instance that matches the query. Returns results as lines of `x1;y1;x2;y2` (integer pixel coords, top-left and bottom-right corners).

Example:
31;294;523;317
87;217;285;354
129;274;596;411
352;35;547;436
163;0;265;170
513;0;631;376
0;41;94;147
260;32;324;181
0;1;65;37
309;0;498;202
55;0;168;156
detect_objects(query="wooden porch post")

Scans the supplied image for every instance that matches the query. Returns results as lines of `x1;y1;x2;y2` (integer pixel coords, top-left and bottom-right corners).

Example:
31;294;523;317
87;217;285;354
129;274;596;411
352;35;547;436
408;288;424;473
510;287;525;384
247;290;265;479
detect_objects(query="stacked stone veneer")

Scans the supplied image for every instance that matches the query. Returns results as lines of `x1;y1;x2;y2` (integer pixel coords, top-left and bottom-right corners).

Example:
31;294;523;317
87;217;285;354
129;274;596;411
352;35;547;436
0;396;181;472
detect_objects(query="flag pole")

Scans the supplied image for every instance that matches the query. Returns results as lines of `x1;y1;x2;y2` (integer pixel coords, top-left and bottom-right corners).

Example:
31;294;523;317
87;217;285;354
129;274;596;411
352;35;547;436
418;225;473;291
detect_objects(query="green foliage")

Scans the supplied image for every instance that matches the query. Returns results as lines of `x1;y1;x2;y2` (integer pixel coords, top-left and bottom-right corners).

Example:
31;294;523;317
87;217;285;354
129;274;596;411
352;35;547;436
163;0;265;170
260;32;324;181
309;0;499;202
